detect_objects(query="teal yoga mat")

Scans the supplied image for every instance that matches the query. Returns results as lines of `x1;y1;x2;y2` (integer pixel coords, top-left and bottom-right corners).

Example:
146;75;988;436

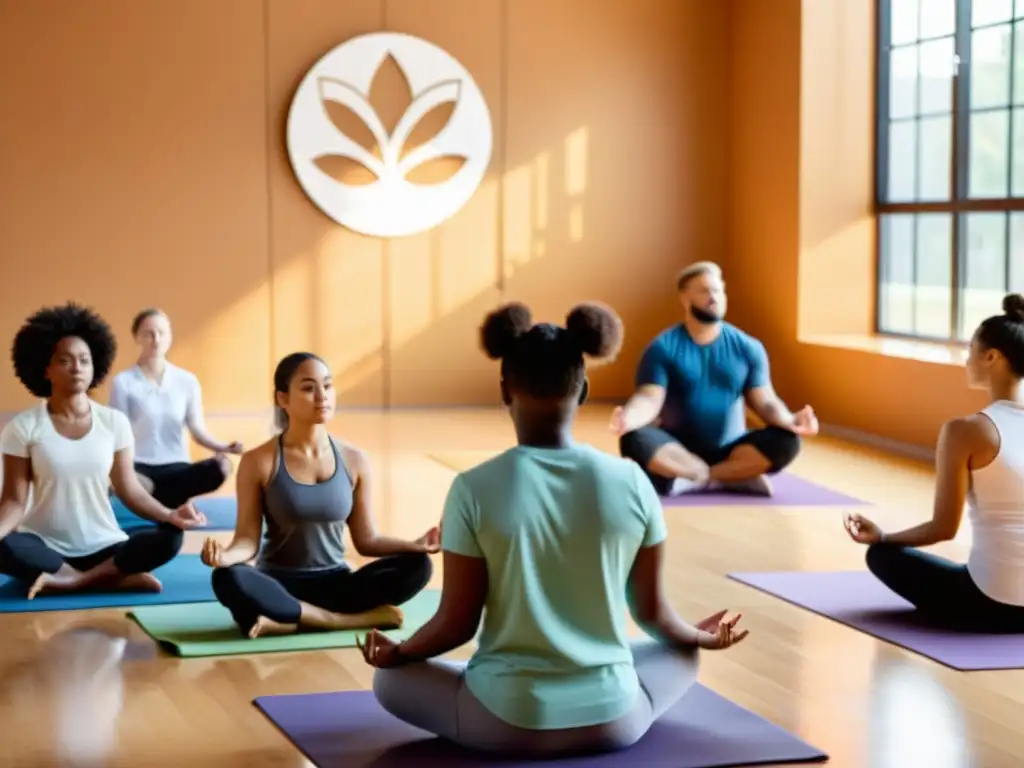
0;554;216;613
130;589;442;657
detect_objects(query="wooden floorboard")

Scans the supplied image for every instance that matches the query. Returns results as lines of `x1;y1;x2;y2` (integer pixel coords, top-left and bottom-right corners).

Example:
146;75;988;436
1;406;1020;767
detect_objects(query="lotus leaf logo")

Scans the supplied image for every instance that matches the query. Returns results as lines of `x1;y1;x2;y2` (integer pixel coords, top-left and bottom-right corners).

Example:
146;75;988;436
286;32;493;238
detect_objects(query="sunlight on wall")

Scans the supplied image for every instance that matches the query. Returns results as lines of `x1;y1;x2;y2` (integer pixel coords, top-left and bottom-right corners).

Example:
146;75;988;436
534;151;549;249
172;282;272;409
503;157;539;276
797;217;875;337
175;126;590;400
566;127;588;243
389;176;501;349
565;127;589;195
315;229;385;392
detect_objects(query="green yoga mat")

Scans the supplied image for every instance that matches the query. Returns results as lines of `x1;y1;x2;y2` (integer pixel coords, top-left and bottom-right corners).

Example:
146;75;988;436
128;589;441;658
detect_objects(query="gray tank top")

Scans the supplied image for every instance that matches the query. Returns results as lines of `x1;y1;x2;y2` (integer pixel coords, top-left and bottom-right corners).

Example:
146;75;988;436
256;435;353;573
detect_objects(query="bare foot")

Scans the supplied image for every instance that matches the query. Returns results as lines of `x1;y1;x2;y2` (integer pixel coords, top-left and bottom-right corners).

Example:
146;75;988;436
115;573;163;593
27;571;84;600
357;604;404;631
717;476;773;497
249;616;299;639
299;603;405;632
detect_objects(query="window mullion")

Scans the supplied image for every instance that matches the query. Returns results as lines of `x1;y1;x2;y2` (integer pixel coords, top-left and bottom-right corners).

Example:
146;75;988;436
951;0;973;341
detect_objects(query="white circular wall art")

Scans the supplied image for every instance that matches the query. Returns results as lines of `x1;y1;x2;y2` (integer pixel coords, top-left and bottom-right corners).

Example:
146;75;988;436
286;32;494;238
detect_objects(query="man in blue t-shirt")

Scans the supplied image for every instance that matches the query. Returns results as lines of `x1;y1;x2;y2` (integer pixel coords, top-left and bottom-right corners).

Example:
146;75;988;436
610;262;818;497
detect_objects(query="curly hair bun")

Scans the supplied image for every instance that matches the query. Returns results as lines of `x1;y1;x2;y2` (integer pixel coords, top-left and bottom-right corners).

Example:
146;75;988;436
1003;293;1024;323
565;302;624;361
480;302;533;360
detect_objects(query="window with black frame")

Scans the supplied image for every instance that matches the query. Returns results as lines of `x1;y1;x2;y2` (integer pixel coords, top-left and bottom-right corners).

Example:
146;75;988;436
876;0;1024;343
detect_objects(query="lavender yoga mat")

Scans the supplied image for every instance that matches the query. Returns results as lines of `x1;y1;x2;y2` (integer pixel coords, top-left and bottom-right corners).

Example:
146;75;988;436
254;685;827;767
729;570;1024;670
663;473;868;507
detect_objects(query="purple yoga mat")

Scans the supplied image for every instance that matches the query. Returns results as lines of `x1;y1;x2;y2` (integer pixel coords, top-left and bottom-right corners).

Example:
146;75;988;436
662;472;868;507
254;685;827;767
729;570;1024;670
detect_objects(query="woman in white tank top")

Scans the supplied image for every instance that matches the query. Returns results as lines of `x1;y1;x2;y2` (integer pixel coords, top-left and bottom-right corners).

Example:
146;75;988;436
843;293;1024;631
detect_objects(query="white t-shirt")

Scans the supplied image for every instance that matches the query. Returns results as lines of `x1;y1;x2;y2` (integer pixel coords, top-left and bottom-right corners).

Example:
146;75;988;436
109;363;202;466
0;401;131;557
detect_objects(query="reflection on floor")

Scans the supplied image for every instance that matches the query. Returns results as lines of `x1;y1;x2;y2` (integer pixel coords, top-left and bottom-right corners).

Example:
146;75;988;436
0;407;1020;767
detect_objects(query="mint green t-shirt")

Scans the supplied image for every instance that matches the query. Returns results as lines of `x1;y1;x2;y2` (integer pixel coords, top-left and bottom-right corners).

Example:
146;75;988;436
440;443;668;731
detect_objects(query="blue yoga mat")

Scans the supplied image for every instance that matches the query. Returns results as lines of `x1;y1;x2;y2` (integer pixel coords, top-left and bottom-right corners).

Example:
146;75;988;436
0;554;216;613
112;496;237;532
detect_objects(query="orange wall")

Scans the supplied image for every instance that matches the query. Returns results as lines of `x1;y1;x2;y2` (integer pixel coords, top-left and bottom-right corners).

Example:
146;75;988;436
728;0;986;451
0;0;730;412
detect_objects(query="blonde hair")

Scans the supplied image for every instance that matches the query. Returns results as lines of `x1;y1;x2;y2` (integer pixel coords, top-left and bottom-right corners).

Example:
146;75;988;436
676;261;722;291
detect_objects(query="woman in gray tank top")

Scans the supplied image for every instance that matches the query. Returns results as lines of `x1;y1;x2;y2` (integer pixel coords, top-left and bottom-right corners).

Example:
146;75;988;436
198;353;437;639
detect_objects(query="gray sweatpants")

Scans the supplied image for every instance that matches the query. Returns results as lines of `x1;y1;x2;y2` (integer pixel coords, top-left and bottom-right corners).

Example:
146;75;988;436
372;640;699;758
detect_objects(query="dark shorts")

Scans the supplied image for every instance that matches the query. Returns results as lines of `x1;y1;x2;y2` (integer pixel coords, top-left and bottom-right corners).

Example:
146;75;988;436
619;425;801;493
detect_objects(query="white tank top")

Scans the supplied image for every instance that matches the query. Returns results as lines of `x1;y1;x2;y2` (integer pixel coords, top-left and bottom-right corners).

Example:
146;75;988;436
966;400;1024;606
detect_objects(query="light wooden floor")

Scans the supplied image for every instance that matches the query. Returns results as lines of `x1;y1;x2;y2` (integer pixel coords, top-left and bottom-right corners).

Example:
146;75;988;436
2;406;1022;767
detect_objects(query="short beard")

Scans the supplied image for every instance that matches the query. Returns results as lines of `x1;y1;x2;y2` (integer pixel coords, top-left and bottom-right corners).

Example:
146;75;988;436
690;306;721;325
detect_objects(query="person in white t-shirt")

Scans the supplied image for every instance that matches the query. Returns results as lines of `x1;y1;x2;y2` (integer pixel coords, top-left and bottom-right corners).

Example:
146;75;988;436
0;303;207;599
844;292;1024;632
109;309;242;510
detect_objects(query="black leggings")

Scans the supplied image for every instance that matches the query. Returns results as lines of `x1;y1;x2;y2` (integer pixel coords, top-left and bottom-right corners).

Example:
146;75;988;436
619;425;801;495
135;458;229;509
0;525;184;584
866;543;1024;632
211;553;433;633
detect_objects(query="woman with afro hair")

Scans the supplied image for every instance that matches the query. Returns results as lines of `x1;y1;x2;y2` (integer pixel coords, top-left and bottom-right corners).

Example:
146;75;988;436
357;302;749;759
0;303;206;599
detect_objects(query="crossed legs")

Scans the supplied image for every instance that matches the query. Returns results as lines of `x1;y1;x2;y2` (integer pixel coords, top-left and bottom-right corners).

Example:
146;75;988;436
372;639;700;758
211;553;433;638
620;425;801;497
0;525;185;599
135;455;233;509
866;543;1024;632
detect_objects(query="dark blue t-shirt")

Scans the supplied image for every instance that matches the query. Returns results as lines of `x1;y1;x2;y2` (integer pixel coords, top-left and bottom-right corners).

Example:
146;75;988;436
636;323;769;457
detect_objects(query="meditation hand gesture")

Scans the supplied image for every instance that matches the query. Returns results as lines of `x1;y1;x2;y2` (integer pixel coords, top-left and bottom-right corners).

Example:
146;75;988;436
200;537;224;567
695;610;749;650
414;526;441;554
789;405;819;437
356;628;405;668
168;502;206;530
844;513;883;544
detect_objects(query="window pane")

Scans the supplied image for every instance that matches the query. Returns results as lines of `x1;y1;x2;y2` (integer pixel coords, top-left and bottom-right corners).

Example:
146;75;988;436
1018;0;1024;18
974;0;1014;27
919;38;955;113
1010;213;1024;293
1015;22;1024;104
961;212;1008;340
914;214;953;337
920;0;956;38
918;115;952;199
890;46;919;119
888;120;918;200
890;0;919;45
970;109;1010;197
971;25;1012;109
879;214;916;334
1013;108;1024;195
